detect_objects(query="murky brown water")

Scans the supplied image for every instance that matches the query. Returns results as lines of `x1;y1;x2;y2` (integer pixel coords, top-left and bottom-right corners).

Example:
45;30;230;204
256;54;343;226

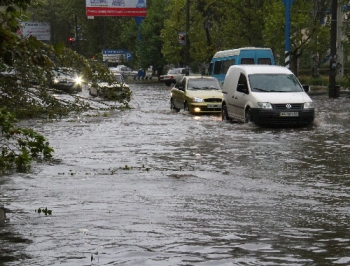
1;84;350;265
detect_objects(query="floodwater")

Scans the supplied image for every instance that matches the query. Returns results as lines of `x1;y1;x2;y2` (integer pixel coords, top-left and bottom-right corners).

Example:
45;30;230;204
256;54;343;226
1;83;350;266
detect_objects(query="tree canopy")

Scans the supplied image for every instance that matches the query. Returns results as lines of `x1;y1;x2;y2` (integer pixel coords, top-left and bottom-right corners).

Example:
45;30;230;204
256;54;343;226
18;0;350;75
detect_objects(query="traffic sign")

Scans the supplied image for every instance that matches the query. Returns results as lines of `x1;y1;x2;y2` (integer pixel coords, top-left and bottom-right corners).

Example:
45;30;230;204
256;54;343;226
102;49;133;62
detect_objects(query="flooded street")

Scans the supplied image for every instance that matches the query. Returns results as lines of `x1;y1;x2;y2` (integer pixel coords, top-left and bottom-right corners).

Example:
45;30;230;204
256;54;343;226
1;83;350;266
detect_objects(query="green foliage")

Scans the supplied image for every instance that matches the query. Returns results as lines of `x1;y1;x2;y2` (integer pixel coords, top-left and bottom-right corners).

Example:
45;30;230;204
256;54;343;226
160;0;274;69
139;0;169;74
87;60;132;103
0;109;54;174
263;0;333;72
17;0;350;80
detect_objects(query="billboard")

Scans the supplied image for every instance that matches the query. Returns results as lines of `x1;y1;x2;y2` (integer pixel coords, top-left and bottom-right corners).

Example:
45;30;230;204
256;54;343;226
86;0;147;17
19;22;51;41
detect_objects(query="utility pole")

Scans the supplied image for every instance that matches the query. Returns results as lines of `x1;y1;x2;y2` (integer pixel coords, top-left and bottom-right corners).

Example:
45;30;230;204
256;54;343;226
282;0;295;69
75;14;79;54
185;0;190;75
329;0;338;98
336;3;344;79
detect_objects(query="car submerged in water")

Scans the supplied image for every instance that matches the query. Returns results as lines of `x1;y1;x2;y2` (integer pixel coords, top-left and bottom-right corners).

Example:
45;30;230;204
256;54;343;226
109;65;138;78
88;73;130;100
159;68;190;86
170;76;222;114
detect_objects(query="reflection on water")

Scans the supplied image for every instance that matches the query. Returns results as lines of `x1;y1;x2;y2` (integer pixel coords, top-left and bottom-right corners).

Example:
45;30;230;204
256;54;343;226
1;85;350;265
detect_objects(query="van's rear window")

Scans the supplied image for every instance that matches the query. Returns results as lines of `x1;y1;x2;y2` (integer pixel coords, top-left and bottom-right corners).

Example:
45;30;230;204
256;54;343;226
241;58;255;64
258;58;272;65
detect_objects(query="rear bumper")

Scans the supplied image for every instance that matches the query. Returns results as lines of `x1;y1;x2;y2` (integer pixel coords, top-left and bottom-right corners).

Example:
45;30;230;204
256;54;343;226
251;108;315;126
159;78;176;84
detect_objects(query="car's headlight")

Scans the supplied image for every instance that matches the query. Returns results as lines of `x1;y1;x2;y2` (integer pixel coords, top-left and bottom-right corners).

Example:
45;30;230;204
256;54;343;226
257;102;272;109
53;78;59;84
192;97;203;102
304;102;314;109
75;76;82;85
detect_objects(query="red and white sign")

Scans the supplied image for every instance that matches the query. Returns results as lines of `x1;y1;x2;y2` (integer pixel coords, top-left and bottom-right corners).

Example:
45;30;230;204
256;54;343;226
86;0;147;17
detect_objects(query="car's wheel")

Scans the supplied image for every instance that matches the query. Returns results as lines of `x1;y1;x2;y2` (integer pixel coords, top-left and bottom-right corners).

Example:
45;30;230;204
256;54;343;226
245;107;252;123
170;99;180;112
165;82;171;86
222;104;231;122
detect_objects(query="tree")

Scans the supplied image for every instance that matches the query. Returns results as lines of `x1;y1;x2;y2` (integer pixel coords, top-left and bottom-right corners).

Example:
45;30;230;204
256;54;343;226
139;0;169;75
263;0;333;75
0;109;53;174
159;0;272;71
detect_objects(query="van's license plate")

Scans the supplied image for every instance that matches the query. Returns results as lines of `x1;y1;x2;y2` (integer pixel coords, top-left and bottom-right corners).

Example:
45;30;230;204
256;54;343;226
207;104;221;108
280;112;299;117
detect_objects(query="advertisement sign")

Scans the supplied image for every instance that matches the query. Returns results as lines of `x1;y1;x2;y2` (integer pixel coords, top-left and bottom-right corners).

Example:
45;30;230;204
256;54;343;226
103;49;133;62
86;0;147;17
19;22;51;41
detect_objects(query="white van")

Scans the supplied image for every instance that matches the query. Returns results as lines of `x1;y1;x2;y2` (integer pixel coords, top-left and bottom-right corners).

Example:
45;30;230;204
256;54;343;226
222;65;314;127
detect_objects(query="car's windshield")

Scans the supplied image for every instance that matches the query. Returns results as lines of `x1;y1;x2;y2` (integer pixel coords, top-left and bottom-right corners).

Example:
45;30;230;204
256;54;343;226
53;69;76;77
249;74;304;92
188;78;221;90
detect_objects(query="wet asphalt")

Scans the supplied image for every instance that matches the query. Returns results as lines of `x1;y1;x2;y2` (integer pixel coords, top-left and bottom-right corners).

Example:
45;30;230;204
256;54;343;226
0;83;350;265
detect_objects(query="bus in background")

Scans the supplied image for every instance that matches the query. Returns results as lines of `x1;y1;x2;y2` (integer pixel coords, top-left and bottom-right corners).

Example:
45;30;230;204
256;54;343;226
209;47;275;85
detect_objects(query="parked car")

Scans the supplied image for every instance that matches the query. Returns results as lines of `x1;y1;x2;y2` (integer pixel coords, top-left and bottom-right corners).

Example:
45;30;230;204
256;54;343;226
109;65;138;77
51;68;83;93
222;65;315;127
159;68;189;86
88;73;130;100
170;76;222;114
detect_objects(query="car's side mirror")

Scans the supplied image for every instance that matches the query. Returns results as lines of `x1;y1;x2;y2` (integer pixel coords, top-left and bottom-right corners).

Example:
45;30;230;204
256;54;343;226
302;84;310;92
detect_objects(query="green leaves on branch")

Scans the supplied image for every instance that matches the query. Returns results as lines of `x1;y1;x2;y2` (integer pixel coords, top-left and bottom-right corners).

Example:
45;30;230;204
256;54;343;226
0;109;54;174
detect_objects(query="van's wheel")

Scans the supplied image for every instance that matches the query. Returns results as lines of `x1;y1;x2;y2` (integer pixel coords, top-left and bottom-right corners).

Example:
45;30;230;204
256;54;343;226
222;104;231;122
170;99;180;112
245;107;252;123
